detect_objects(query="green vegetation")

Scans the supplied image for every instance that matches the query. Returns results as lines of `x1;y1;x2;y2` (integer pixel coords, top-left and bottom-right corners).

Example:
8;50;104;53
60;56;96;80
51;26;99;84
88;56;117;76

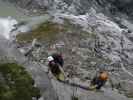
0;63;40;100
71;96;79;100
16;21;65;43
126;93;133;98
16;20;96;44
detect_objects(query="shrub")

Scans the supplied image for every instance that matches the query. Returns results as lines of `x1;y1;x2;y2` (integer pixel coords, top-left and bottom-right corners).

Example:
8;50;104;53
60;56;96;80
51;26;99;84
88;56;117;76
0;63;40;100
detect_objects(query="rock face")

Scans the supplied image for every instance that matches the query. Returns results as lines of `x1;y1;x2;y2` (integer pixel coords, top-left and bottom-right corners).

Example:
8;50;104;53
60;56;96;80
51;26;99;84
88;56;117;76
6;0;53;10
53;0;133;17
7;0;133;16
109;0;133;16
3;0;133;100
15;13;133;99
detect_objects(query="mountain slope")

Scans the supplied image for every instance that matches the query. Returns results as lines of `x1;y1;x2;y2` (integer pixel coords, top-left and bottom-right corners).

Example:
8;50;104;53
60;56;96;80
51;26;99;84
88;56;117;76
2;0;133;100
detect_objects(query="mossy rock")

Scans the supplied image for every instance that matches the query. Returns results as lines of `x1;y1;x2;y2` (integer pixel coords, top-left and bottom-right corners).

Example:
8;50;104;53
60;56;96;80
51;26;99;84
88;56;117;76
0;63;40;100
71;96;79;100
16;20;96;44
16;21;66;43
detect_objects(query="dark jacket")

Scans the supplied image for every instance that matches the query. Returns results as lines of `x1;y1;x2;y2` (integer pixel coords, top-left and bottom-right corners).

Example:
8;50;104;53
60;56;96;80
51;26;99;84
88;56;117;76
91;76;106;89
48;61;61;76
91;71;108;89
52;53;64;67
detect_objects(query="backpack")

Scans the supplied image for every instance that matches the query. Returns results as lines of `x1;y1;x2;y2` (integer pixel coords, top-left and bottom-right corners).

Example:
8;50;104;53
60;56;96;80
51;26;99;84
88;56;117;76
52;53;64;67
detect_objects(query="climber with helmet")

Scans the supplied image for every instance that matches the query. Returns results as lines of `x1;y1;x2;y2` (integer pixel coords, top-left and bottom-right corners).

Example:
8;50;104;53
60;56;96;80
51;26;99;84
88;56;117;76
47;53;65;81
90;70;109;90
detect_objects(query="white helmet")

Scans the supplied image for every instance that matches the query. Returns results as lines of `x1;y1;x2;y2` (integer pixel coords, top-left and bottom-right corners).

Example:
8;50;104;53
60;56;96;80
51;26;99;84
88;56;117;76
47;56;54;62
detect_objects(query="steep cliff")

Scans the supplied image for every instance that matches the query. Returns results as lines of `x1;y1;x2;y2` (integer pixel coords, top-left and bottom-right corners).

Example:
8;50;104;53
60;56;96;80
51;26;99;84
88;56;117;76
1;0;133;100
